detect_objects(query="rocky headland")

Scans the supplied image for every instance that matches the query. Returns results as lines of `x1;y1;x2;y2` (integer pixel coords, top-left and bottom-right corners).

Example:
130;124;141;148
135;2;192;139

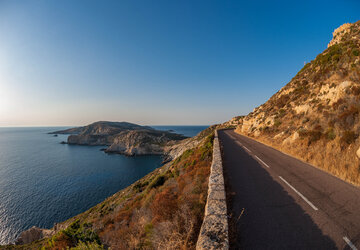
50;121;188;159
10;124;219;248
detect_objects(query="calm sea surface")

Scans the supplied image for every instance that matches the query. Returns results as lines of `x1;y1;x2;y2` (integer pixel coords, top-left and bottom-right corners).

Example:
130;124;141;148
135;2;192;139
0;126;207;244
150;125;208;137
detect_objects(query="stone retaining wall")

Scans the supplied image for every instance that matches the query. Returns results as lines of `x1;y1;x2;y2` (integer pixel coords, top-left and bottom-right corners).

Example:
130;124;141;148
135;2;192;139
196;130;229;249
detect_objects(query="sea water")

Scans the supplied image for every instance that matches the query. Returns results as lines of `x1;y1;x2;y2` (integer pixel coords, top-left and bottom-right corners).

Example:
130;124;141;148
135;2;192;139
0;126;207;244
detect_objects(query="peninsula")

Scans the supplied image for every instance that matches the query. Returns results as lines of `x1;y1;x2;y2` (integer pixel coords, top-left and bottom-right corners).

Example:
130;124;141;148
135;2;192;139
50;121;187;158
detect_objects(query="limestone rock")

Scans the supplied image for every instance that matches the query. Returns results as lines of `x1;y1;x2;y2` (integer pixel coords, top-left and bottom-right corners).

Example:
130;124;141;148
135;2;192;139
356;147;360;159
50;121;187;158
15;226;53;245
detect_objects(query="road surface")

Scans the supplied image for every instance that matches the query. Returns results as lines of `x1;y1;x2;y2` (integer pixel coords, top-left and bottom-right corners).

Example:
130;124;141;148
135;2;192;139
219;129;360;250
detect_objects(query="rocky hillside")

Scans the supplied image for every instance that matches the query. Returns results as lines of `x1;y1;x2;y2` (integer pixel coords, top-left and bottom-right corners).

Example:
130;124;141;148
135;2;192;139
236;21;360;185
51;121;153;136
51;121;187;157
6;126;217;249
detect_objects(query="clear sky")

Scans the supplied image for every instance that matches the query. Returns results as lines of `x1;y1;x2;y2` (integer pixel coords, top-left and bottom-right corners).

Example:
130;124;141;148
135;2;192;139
0;0;359;126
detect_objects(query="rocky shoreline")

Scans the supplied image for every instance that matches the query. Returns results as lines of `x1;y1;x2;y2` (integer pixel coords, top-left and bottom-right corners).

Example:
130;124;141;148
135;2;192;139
51;121;189;160
11;124;216;246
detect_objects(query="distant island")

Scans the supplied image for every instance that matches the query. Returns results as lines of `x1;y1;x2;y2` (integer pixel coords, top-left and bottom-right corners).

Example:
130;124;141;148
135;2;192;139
50;121;188;159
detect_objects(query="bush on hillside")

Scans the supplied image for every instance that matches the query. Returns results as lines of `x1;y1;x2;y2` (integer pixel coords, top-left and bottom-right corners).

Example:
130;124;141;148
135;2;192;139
341;130;357;145
325;128;336;140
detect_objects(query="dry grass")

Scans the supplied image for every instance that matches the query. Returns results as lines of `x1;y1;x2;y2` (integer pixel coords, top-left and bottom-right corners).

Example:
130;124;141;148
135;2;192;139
97;134;213;249
236;127;360;186
235;21;360;186
13;130;214;250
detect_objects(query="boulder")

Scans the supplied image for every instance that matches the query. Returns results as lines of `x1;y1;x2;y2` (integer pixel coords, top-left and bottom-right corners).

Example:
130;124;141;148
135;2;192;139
15;226;52;245
356;146;360;159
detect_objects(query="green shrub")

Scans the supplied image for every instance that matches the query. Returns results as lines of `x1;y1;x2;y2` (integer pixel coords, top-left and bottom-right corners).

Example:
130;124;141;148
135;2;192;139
353;49;359;56
316;44;342;66
325;128;336;140
341;131;357;144
63;220;101;245
200;134;214;160
182;149;194;160
133;180;149;193
308;130;322;144
298;128;308;138
72;241;104;250
274;119;282;127
278;109;286;117
148;175;166;189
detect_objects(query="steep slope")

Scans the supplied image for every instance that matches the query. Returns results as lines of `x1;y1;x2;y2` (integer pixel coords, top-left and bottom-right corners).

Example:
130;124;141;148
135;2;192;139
235;21;360;185
51;121;187;157
4;126;217;249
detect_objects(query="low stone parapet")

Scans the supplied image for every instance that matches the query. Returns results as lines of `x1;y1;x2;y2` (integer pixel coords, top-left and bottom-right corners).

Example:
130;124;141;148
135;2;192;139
196;130;229;249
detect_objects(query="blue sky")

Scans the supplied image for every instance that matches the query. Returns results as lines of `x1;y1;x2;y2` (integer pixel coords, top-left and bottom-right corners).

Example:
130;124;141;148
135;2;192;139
0;0;359;126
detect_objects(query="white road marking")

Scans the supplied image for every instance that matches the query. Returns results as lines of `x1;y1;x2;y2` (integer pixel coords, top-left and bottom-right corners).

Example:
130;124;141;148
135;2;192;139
242;145;251;153
279;176;318;211
343;236;358;250
254;155;270;168
230;134;253;154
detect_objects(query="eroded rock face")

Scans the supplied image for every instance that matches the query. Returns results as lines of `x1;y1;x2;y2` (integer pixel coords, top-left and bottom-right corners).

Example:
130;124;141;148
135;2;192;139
356;147;360;159
234;21;360;185
105;130;169;155
328;23;354;48
15;226;53;245
68;134;112;145
51;121;187;158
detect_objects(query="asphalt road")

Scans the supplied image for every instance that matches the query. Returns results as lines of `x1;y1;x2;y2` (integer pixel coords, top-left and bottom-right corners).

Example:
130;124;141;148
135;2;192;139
219;129;360;250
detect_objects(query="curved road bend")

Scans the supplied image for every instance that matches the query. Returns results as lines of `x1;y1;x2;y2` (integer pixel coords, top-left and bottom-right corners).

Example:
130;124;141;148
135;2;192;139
219;129;360;250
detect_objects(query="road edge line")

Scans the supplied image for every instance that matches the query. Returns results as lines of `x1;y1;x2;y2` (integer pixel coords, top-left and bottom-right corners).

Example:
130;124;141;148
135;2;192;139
343;236;358;250
254;155;270;168
279;176;318;211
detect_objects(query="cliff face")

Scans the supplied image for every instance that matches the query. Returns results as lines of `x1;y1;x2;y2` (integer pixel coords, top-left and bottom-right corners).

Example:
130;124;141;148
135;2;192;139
52;121;187;158
236;21;360;185
105;130;182;156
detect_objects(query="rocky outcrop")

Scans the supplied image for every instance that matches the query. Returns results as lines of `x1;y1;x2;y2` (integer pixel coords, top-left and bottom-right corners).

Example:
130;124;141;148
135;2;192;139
14;126;216;248
164;125;220;162
328;23;358;48
68;134;112;145
15;226;53;245
164;137;200;161
50;121;150;135
105;130;172;156
196;130;229;249
51;121;187;158
235;21;360;185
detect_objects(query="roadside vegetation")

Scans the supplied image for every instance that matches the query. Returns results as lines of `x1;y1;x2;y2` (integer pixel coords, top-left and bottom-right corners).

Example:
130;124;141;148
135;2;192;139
2;128;215;249
236;21;360;185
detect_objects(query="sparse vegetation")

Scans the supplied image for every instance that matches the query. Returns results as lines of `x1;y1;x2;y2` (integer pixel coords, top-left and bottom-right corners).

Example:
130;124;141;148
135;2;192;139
352;49;359;56
235;21;360;185
341;130;357;145
273;119;282;127
325;128;336;140
8;127;215;249
38;220;102;249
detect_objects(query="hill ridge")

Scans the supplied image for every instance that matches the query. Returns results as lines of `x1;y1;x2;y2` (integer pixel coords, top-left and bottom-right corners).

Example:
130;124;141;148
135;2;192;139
235;20;360;185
